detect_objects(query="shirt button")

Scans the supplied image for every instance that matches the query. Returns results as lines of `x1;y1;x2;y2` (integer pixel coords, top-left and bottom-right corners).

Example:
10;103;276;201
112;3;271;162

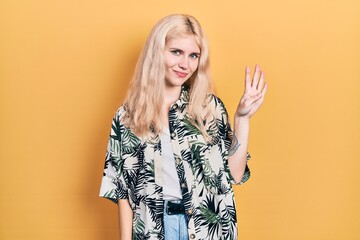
171;132;176;138
181;183;186;189
187;209;193;214
190;234;195;239
176;158;181;164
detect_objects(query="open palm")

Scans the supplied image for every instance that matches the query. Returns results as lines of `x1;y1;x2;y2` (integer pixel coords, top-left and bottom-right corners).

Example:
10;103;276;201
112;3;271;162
236;65;268;118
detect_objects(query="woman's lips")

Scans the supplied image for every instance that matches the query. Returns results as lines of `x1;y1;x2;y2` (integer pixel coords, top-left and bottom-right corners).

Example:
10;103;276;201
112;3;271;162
174;70;188;78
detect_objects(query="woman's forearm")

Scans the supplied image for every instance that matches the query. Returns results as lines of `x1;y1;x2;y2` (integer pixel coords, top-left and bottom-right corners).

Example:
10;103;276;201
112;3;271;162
227;116;250;183
118;199;133;240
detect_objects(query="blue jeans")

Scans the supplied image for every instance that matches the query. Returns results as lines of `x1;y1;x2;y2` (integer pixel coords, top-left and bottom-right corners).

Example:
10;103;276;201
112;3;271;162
164;200;189;240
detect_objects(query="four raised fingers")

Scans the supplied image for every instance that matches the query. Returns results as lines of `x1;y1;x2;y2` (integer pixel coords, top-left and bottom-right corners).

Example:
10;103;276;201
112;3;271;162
238;65;268;117
245;65;267;107
245;65;267;94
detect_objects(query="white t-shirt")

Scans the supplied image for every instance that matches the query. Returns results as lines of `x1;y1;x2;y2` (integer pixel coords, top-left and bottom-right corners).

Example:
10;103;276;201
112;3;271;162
160;127;182;200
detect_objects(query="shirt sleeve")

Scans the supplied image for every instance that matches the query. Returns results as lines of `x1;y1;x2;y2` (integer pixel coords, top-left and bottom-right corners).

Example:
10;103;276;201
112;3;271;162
213;95;251;186
99;109;129;204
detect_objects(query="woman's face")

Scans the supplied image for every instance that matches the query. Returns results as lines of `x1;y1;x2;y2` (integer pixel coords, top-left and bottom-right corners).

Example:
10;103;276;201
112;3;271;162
164;35;200;90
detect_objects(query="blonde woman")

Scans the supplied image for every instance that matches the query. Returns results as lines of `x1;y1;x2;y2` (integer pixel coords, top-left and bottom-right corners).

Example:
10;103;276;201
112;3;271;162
99;14;267;240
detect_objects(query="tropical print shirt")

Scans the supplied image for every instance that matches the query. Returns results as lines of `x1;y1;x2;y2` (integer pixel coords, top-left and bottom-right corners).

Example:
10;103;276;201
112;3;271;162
99;87;251;240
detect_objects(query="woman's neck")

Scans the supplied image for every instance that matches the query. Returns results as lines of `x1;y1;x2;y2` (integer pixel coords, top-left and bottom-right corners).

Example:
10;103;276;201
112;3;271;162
161;85;182;127
163;85;182;108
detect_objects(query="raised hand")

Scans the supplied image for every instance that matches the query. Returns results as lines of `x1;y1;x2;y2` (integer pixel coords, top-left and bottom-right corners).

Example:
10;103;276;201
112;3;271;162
235;65;268;118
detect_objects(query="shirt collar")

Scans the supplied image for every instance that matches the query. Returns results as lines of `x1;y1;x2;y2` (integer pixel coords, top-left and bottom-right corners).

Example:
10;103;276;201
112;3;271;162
170;85;190;110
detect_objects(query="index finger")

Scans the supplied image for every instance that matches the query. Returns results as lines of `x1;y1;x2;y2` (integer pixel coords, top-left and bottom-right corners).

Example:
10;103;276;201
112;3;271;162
244;66;251;92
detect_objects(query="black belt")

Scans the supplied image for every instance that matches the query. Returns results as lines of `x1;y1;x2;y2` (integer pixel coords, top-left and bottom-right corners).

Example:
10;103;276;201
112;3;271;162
165;200;185;215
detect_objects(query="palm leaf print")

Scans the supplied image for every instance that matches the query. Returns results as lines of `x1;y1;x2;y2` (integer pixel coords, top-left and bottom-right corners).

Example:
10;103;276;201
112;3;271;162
133;212;145;237
199;195;223;238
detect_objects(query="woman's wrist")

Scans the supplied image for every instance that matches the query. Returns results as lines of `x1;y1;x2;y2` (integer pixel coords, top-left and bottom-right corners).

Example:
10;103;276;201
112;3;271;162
233;116;250;145
234;115;250;128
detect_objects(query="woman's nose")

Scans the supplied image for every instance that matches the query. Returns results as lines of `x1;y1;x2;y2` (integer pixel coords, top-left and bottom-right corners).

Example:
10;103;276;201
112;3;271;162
178;57;189;70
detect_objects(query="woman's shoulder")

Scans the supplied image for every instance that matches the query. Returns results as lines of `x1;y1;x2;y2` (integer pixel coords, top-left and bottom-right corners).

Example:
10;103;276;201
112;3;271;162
113;104;128;124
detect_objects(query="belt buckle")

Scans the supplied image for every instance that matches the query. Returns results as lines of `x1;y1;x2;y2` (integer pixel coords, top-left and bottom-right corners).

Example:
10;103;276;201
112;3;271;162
166;200;185;215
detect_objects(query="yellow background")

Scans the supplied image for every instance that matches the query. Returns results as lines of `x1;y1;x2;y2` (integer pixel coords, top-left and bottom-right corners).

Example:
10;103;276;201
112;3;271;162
1;0;359;239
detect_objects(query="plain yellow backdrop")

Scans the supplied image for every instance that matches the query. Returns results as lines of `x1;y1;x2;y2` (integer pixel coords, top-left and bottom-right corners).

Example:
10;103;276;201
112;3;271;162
1;0;360;239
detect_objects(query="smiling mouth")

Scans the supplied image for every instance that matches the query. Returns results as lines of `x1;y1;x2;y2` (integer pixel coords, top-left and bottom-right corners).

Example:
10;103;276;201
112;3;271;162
174;70;188;78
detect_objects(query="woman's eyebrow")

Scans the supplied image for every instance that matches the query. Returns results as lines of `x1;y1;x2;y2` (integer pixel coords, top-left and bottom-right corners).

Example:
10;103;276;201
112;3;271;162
168;47;200;54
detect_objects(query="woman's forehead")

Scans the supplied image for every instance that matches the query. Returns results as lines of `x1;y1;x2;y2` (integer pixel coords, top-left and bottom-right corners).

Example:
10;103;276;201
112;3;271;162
166;36;200;52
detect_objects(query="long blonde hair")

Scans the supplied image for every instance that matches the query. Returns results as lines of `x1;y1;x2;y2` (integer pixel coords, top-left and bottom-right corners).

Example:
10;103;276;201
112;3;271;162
124;14;213;136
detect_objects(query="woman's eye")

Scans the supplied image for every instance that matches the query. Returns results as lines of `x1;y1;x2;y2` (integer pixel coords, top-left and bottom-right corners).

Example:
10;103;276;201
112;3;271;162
171;50;181;55
190;53;199;59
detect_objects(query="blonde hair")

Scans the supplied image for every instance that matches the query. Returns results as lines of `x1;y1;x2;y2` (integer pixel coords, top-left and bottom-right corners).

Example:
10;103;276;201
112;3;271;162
124;14;213;136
